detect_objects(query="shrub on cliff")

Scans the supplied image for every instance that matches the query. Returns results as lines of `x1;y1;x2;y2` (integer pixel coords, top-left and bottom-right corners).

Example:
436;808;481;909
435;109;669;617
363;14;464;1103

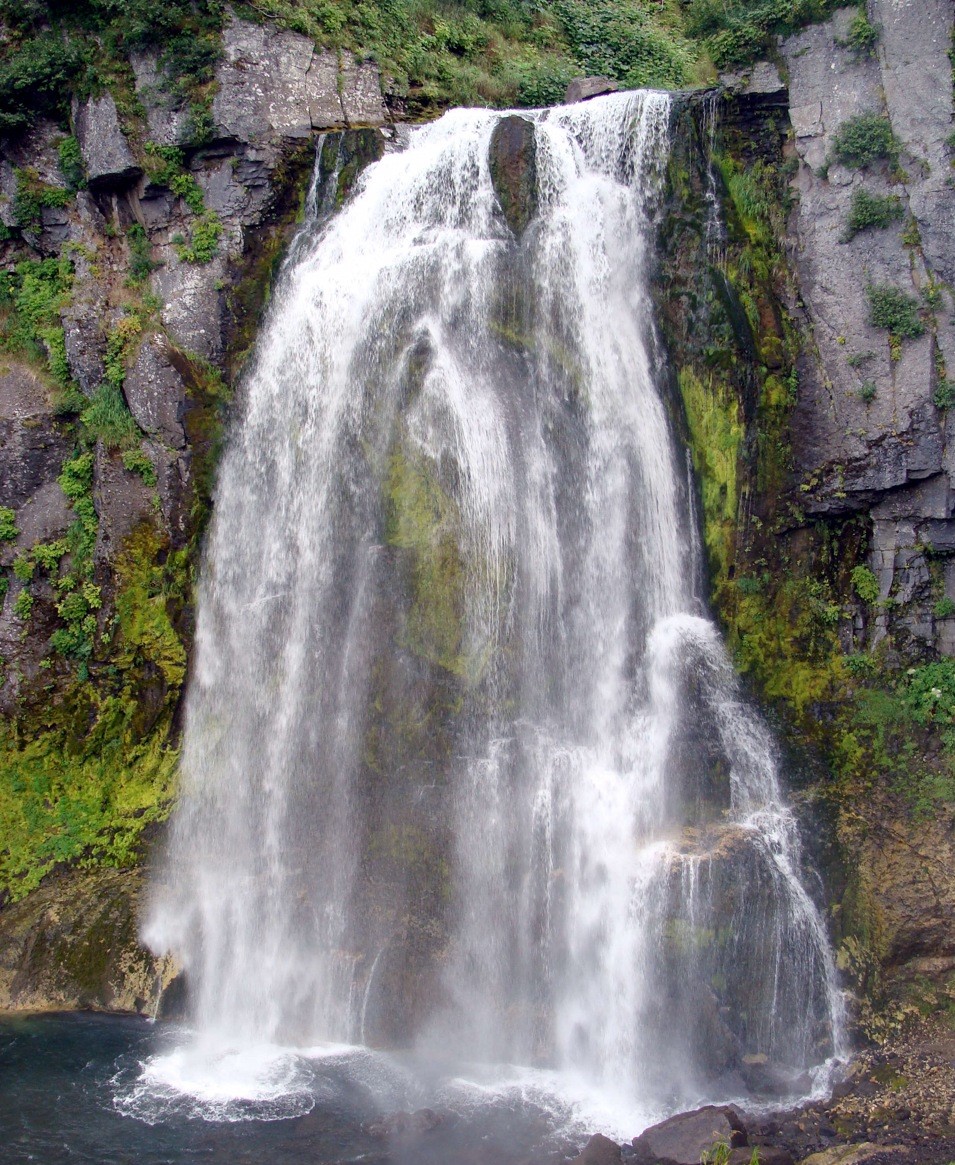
831;113;899;169
866;283;925;339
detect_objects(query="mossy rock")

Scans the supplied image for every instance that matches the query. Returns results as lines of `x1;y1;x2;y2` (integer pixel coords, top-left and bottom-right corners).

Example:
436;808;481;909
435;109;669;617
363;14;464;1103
0;866;175;1013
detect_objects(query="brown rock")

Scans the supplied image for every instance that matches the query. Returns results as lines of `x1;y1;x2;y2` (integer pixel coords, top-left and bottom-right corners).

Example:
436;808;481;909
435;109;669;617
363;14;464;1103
571;1133;623;1164
564;76;620;104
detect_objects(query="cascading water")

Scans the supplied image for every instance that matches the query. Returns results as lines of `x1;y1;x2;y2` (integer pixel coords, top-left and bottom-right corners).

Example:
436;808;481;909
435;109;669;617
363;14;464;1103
143;91;844;1131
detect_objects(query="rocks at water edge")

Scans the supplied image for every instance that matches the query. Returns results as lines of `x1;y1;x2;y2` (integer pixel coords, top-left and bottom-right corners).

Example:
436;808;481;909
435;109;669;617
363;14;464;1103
571;1132;623;1164
631;1105;747;1165
488;115;538;237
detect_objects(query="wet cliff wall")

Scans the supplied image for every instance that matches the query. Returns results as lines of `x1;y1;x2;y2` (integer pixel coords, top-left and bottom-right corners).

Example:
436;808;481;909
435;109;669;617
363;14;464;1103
658;0;955;1040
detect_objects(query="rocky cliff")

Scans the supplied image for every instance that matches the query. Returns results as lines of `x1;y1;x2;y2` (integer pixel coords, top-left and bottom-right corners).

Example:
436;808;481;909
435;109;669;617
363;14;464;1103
0;13;391;1012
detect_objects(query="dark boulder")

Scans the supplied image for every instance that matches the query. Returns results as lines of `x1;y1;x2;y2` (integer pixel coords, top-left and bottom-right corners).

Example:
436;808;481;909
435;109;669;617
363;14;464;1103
632;1106;746;1165
565;76;620;104
571;1133;623;1164
489;115;538;237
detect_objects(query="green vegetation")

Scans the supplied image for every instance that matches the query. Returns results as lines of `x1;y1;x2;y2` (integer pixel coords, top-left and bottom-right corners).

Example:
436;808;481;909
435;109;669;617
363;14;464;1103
683;0;840;68
173;211;223;265
844;8;879;56
867;283;925;340
0;256;74;388
935;379;955;410
851;564;880;604
0;0;850;128
0;508;19;542
843;188;903;240
126;223;155;284
831;113;899;169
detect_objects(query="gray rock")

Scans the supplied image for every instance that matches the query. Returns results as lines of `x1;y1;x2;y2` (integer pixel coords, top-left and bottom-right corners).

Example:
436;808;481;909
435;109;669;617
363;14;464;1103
130;52;191;147
632;1105;746;1164
720;61;785;97
151;251;226;360
565;76;620;104
123;334;187;449
340;58;386;127
146;441;191;549
0;365;71;510
489;115;538;237
73;94;141;188
13;480;72;549
307;50;345;129
213;16;383;143
93;444;155;567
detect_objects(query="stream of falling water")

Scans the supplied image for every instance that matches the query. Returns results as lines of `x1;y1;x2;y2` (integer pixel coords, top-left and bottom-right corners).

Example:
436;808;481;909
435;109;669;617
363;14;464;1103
136;92;844;1137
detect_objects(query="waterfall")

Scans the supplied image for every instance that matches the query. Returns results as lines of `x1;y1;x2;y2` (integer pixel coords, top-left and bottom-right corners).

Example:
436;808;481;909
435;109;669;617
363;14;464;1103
144;91;844;1120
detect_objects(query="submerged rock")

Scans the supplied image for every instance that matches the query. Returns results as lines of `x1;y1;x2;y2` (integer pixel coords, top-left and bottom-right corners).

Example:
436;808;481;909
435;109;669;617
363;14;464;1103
364;1107;443;1138
488;115;538;237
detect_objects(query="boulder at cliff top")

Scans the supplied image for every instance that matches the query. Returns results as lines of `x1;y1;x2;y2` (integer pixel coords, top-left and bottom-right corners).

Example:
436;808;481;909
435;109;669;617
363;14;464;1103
488;115;538;237
632;1105;746;1164
565;76;620;104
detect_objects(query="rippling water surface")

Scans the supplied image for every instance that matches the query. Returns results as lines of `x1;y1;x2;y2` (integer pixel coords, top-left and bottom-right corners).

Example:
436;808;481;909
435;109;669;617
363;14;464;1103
0;1013;650;1165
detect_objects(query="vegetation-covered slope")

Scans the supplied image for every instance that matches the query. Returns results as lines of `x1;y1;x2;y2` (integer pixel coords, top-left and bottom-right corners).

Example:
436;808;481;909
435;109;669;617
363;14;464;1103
1;0;845;127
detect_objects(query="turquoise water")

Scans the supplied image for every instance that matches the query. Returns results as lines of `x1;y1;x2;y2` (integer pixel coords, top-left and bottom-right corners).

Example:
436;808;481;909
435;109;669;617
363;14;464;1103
0;1013;593;1164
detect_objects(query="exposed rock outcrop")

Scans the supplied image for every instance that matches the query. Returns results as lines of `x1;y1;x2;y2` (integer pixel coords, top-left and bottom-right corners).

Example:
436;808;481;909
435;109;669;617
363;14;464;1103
781;0;955;647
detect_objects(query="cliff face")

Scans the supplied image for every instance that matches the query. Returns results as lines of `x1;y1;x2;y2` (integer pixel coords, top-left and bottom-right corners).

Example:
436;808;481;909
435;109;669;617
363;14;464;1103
783;0;955;650
0;2;953;1039
0;15;391;1012
662;0;955;1034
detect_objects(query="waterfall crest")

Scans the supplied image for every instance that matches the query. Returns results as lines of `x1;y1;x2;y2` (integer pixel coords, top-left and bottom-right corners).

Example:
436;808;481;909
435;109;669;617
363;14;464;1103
145;92;844;1118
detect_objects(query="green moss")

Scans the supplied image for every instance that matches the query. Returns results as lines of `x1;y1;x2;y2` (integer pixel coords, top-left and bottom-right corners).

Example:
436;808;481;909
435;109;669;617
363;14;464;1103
679;367;743;584
385;444;467;678
113;523;188;689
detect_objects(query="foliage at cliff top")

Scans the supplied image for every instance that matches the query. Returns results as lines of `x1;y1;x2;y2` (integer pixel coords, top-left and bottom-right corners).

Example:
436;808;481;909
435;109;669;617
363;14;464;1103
0;0;845;127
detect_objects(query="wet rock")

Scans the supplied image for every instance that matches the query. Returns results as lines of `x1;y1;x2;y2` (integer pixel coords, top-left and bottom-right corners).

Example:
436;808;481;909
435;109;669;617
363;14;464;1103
729;1151;793;1165
123;334;187;450
73;93;141;188
364;1108;443;1138
565;76;620;104
0;866;175;1013
572;1133;623;1164
489;115;538;237
632;1106;746;1164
